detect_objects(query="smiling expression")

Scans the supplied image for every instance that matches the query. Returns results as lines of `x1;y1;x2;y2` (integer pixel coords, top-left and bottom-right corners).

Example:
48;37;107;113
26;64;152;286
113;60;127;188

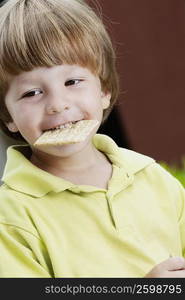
5;64;111;156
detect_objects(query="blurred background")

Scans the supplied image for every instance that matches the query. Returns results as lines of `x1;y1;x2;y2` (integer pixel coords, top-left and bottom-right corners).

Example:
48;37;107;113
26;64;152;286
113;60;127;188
92;0;185;185
0;0;185;184
93;0;185;165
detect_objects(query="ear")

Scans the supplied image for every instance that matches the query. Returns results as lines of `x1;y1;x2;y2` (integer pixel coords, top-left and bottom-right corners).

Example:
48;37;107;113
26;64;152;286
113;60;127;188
101;91;111;110
5;121;19;133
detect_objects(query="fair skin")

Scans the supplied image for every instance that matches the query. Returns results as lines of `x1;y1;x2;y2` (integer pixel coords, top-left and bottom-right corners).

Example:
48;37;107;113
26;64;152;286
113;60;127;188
4;64;185;277
145;257;185;277
5;64;112;189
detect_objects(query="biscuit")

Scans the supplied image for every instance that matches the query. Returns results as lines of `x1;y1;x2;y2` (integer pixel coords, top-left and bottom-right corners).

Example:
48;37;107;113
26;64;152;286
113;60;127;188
34;119;99;146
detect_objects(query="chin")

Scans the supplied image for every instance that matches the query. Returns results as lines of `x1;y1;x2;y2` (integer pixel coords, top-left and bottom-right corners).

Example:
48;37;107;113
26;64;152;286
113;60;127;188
34;136;93;158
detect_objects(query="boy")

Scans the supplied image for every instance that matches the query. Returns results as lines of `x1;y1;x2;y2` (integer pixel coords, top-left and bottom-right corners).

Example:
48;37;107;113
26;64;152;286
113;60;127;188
0;0;185;278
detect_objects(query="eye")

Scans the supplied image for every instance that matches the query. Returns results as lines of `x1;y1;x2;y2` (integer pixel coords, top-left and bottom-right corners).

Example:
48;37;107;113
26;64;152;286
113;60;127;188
65;79;83;86
21;89;43;98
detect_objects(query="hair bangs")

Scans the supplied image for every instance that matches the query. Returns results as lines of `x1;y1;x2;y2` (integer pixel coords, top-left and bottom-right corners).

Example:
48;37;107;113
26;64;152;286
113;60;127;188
0;0;119;141
0;0;103;79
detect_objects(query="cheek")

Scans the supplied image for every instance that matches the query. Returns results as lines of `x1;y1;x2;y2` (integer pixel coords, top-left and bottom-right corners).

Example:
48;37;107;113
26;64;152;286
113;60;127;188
83;100;104;122
83;88;101;107
14;104;40;128
82;98;101;115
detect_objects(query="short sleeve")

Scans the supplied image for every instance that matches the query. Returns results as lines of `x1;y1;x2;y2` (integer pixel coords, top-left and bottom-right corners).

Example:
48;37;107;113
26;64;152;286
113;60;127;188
176;180;185;257
0;223;53;277
157;164;185;257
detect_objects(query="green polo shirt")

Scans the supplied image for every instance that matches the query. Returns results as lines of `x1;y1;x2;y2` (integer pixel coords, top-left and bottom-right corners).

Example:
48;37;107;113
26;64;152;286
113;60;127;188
0;134;185;277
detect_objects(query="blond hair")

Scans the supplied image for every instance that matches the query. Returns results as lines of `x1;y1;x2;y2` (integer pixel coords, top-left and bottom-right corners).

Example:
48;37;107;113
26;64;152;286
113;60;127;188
0;0;119;141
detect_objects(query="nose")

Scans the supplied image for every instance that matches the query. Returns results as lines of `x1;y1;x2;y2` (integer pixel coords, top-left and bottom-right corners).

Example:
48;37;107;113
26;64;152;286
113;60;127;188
45;96;70;115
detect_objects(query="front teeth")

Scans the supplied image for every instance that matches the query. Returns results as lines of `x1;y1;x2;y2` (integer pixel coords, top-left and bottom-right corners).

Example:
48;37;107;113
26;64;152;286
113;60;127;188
47;121;78;131
60;121;73;129
56;121;74;130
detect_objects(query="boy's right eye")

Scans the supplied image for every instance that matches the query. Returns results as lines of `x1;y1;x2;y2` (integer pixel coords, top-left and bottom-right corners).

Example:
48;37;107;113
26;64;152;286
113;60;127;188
21;89;42;98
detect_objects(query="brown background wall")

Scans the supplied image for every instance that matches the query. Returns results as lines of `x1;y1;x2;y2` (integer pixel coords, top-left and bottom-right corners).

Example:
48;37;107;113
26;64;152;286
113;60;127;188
89;0;185;165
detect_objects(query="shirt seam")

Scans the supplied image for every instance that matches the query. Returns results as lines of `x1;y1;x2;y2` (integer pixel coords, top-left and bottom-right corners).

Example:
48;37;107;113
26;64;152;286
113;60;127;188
0;221;41;241
0;221;54;276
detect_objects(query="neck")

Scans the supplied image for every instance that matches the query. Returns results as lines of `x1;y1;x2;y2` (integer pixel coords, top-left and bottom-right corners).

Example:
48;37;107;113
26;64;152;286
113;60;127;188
30;141;108;176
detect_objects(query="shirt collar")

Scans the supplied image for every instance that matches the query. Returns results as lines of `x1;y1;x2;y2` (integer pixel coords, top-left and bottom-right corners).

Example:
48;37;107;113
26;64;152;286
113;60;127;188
1;134;154;197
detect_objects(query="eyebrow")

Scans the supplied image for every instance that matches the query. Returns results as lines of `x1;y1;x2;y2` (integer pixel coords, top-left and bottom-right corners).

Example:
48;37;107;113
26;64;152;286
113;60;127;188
13;66;89;88
16;76;39;85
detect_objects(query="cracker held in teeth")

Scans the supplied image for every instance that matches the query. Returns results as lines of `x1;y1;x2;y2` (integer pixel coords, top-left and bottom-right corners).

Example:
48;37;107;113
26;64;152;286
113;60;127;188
34;119;99;146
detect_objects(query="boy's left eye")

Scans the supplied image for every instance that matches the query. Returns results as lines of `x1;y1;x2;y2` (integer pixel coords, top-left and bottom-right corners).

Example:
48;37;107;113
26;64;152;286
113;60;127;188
65;79;83;86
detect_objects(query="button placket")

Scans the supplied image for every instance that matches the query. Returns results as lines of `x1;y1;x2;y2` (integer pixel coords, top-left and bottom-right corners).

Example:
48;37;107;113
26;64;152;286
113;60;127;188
105;171;134;230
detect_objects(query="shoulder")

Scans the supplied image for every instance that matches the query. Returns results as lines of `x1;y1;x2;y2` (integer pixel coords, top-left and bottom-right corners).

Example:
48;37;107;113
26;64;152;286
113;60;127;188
0;184;39;236
118;146;184;197
118;147;155;174
143;162;185;206
119;147;185;217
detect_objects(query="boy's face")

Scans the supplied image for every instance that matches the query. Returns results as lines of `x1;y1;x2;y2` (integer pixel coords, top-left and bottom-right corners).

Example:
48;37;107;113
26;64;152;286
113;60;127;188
5;64;111;157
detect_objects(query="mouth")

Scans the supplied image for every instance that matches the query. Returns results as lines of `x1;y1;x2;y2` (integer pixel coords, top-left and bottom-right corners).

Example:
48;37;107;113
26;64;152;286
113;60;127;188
43;119;83;132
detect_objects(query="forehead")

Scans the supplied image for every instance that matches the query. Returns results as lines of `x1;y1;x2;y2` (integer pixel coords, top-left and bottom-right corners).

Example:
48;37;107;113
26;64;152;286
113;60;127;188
9;64;95;85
